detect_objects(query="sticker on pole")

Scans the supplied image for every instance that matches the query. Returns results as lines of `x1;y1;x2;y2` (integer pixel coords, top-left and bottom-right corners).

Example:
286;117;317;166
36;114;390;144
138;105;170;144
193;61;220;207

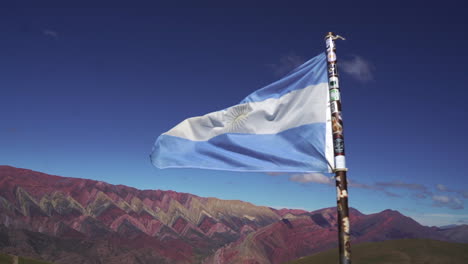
330;89;340;101
326;38;334;50
332;115;343;135
335;155;346;169
334;138;345;155
330;101;339;114
328;64;338;77
327;51;337;62
329;76;339;89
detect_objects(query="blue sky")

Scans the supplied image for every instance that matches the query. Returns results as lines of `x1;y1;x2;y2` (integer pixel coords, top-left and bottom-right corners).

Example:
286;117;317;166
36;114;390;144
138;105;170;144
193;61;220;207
1;3;467;226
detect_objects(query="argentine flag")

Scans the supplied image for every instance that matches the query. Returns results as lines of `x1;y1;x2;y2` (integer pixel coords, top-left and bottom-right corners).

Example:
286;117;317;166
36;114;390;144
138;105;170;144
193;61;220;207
151;52;334;173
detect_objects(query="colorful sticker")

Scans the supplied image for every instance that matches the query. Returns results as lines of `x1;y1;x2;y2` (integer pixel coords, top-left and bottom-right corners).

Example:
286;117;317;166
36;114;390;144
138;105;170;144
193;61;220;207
330;101;339;114
334;138;345;154
329;76;339;89
328;64;338;76
327;51;337;62
332;115;343;135
330;88;340;101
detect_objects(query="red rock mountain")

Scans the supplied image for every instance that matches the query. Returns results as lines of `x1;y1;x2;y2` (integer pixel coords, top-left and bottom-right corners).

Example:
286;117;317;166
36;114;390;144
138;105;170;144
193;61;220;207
0;166;461;264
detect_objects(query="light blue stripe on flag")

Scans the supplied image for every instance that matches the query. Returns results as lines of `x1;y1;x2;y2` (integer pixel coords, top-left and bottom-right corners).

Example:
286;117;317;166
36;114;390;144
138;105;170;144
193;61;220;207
241;53;327;103
151;52;333;173
153;123;328;172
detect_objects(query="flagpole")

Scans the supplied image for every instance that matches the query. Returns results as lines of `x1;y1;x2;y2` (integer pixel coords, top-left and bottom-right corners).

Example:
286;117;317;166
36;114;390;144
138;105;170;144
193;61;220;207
325;32;351;264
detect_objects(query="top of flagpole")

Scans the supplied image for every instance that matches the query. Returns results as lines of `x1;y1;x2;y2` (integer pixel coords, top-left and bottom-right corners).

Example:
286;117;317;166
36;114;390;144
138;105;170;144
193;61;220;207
325;32;346;41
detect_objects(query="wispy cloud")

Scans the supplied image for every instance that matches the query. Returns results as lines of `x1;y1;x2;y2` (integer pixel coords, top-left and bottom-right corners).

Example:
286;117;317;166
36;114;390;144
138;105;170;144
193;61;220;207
266;172;287;177
376;181;429;192
348;180;402;198
375;180;432;198
384;191;402;198
432;195;464;210
413;192;429;199
288;173;333;185
411;213;468;226
460;191;468;199
288;175;401;198
435;183;468;199
348;181;378;190
340;55;374;82
268;53;305;77
43;29;59;39
284;173;465;210
436;184;448;192
424;213;468;218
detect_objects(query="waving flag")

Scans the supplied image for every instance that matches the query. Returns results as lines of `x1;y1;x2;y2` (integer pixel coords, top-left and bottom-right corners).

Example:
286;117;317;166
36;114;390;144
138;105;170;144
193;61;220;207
151;52;334;173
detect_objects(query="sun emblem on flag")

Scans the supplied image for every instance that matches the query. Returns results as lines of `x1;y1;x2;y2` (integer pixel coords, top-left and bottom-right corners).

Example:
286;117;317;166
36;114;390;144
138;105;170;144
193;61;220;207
224;103;253;133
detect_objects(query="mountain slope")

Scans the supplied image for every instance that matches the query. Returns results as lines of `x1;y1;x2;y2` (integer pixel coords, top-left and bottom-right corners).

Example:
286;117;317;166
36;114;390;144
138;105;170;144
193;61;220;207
0;224;176;264
203;208;449;264
286;239;468;264
0;165;280;263
437;225;468;243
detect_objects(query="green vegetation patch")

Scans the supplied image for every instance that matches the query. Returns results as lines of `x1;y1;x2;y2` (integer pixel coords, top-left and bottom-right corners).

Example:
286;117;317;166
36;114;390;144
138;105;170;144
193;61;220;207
18;256;52;264
0;253;14;264
0;253;53;264
286;239;468;264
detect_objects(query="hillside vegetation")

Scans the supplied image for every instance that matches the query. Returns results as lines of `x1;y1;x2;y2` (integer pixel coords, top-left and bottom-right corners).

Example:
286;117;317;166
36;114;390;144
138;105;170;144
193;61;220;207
286;239;468;264
0;253;52;264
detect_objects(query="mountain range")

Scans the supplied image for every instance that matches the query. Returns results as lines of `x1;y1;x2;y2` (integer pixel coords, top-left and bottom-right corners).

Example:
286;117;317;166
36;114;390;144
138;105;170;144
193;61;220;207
0;165;466;264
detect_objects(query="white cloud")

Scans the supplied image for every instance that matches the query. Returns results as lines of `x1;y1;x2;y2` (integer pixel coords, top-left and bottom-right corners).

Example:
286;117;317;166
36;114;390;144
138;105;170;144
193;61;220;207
434;184;468;200
436;184;448;191
265;172;286;177
433;195;450;203
340;55;374;82
432;195;464;210
376;181;428;192
43;29;59;39
288;173;332;185
424;213;468;218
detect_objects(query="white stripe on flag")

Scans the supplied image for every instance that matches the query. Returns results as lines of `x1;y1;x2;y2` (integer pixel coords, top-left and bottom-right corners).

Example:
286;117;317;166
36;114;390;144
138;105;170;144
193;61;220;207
165;82;328;141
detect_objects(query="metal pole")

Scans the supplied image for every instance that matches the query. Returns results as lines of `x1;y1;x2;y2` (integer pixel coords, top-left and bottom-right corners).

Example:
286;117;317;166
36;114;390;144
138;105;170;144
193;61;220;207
325;32;351;264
